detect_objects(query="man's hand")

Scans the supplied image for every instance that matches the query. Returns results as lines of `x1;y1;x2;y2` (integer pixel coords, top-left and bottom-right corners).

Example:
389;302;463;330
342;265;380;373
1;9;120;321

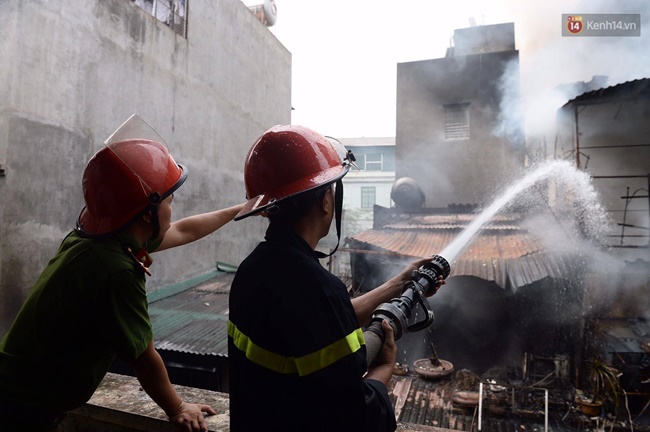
375;320;397;367
352;257;447;326
168;401;216;432
391;257;447;297
427;275;446;297
391;257;431;286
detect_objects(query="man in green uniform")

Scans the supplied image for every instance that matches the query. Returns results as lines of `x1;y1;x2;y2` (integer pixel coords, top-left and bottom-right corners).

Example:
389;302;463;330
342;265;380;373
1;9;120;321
0;115;243;432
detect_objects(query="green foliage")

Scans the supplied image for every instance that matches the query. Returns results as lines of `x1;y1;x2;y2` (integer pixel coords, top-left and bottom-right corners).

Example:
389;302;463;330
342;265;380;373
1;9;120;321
586;357;622;408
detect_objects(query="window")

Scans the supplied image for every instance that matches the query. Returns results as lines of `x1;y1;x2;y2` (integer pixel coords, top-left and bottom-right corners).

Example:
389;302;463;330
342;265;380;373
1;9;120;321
361;187;376;209
444;103;470;140
364;154;383;171
132;0;187;37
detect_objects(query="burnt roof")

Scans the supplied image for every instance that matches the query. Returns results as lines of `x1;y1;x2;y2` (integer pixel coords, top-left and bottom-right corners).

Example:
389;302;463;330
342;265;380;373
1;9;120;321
388;374;581;431
345;212;576;292
563;77;650;107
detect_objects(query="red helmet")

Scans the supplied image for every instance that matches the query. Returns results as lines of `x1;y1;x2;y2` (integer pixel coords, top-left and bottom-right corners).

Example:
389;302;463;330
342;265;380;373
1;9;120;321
76;116;187;237
235;125;352;221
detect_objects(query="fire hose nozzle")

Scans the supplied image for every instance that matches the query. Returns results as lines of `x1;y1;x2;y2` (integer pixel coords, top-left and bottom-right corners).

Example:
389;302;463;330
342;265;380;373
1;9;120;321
409;254;450;296
364;255;450;367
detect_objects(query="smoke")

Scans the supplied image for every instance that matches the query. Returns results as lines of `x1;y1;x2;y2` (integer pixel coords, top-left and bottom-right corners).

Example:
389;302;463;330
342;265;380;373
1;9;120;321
496;0;650;138
493;58;525;143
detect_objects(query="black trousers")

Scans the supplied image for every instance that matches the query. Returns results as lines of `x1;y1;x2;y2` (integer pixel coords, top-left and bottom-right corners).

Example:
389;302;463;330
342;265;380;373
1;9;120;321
0;399;67;432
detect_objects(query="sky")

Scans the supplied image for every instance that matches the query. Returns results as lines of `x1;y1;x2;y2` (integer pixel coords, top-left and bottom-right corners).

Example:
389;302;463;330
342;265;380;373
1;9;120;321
243;0;650;139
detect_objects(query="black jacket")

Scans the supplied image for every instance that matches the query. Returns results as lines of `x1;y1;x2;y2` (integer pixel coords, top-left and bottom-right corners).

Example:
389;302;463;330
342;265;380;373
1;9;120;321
228;222;396;432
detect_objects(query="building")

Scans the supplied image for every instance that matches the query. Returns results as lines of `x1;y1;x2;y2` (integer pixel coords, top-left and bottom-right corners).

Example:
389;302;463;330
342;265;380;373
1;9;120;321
395;22;524;209
0;0;291;333
339;136;396;236
555;78;650;413
555;78;650;253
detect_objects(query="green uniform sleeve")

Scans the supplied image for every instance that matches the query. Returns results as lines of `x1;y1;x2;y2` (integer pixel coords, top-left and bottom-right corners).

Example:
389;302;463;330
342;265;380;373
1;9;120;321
104;269;153;361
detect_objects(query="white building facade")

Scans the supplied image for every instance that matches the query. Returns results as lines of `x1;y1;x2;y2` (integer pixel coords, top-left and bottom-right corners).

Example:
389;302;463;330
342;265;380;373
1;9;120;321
339;137;396;236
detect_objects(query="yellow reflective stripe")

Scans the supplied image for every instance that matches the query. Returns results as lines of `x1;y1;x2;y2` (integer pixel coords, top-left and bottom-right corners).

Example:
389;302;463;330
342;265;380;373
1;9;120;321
297;328;366;376
228;320;298;374
228;320;366;376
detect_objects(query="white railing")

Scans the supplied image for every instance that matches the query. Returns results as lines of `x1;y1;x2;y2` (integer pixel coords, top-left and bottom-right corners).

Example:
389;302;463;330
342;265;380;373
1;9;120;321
132;0;187;37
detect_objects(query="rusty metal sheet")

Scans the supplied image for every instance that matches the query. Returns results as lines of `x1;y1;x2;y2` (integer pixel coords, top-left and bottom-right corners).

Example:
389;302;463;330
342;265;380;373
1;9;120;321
346;213;577;291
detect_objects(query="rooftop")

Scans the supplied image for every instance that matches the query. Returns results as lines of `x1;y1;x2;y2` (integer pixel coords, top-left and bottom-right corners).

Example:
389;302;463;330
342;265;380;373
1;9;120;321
346;211;577;292
564;77;650;107
149;272;234;357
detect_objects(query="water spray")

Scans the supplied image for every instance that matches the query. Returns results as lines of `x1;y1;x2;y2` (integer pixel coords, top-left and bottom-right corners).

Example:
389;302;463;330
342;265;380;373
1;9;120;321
364;255;450;366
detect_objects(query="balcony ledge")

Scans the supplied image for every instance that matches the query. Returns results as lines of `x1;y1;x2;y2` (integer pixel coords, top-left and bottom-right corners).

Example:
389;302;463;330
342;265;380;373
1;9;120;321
62;372;445;432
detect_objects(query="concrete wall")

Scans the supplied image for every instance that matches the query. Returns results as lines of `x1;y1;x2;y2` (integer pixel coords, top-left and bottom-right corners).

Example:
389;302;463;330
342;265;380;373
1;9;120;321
452;22;515;56
396;49;524;208
0;0;291;334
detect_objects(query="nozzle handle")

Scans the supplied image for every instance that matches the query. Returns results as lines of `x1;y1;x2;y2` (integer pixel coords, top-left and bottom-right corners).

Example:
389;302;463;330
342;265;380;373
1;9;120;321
364;321;386;367
364;333;384;368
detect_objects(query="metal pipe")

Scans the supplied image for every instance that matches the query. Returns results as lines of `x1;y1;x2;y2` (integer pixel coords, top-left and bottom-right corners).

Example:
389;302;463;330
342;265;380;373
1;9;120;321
592;175;648;179
574;106;581;169
621;186;631;245
478;382;483;431
580;143;650;149
545;389;549;432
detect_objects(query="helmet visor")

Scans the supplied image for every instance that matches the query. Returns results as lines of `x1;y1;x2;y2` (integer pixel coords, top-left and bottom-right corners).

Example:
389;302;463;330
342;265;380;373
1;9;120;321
105;114;169;147
104;115;186;202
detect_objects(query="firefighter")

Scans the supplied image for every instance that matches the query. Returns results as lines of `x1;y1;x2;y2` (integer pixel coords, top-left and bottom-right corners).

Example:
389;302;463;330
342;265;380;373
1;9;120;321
0;115;243;432
228;125;443;432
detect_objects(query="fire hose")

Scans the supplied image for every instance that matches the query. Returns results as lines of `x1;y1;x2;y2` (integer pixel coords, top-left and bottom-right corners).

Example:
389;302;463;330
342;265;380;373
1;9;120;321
364;255;450;367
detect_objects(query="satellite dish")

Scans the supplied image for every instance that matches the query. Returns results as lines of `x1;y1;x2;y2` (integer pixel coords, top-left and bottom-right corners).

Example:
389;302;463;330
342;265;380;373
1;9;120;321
263;0;277;26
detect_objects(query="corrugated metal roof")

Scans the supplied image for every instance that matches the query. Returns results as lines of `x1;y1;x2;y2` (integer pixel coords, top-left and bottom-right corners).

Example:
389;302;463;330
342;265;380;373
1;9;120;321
564;78;650;106
382;213;522;231
346;213;576;291
389;376;458;427
149;273;234;357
